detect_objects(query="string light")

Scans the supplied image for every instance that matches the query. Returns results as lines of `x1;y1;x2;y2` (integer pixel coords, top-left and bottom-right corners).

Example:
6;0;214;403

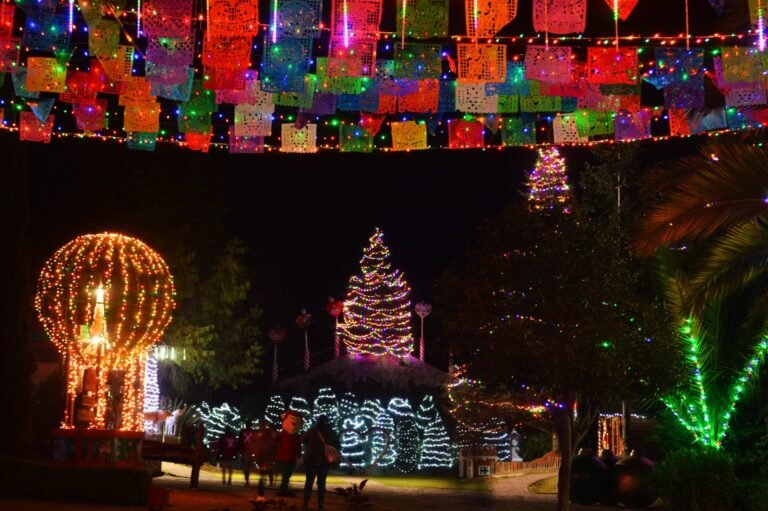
263;394;286;429
337;229;415;358
4;0;768;155
143;353;160;433
527;146;571;214
35;232;175;431
416;395;453;469
288;396;312;434
200;402;244;447
312;387;340;427
663;318;768;448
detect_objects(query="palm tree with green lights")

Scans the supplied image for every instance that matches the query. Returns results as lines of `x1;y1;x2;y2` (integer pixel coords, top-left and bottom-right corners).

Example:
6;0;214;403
636;142;768;448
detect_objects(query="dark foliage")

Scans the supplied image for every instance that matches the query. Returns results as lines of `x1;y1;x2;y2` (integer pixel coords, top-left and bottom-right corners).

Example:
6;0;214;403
0;456;151;505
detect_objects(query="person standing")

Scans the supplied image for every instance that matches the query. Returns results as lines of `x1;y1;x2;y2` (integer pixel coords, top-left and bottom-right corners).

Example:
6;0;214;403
254;420;278;495
218;428;239;485
275;410;303;496
239;421;256;486
302;415;340;510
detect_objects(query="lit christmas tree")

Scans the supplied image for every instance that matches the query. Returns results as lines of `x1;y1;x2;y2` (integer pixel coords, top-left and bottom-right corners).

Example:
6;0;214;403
373;412;396;467
418;413;454;469
483;419;511;461
337;228;415;358
415;395;438;433
264;394;285;429
341;415;368;469
527;147;571;214
387;397;414;419
200;402;244;447
289;396;312;433
143;354;160;433
413;395;454;469
395;416;420;473
359;399;384;465
339;391;359;426
313;387;339;427
360;399;385;429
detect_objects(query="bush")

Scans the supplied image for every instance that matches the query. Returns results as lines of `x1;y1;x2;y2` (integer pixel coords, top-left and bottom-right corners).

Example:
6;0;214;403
0;456;151;505
737;462;768;511
652;448;738;511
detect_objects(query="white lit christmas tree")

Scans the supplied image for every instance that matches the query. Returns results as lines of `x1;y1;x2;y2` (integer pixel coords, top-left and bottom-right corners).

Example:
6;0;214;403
200;402;244;447
341;415;368;468
337;228;415;358
483;419;511;461
313;387;340;427
264;394;285;429
289;396;312;434
339;391;359;426
395;416;420;473
143;354;160;433
415;395;437;433
418;413;454;469
527;147;571;214
360;399;385;429
387;397;414;419
373;412;396;467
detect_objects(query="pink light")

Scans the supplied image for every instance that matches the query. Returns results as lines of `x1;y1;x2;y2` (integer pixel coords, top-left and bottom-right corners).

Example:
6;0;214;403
759;0;766;51
271;0;278;43
343;0;349;48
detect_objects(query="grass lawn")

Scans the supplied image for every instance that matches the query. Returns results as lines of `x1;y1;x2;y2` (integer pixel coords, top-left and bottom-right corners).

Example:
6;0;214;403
528;475;558;494
199;463;489;491
359;475;490;491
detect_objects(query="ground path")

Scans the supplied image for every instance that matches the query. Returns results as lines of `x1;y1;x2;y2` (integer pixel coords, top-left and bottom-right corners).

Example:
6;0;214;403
0;462;662;511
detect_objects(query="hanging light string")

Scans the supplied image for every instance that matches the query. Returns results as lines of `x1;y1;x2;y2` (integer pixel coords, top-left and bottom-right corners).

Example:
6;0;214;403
271;0;278;43
544;0;549;49
685;0;691;50
400;0;407;49
343;0;350;48
613;0;620;50
759;0;766;51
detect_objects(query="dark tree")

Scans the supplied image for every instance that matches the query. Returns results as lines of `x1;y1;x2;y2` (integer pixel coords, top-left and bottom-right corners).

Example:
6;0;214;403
435;147;678;511
161;238;264;400
0;136;35;456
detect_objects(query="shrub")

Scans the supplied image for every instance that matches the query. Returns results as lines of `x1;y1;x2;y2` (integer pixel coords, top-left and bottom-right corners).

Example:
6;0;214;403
0;456;151;505
737;462;768;511
652;448;738;511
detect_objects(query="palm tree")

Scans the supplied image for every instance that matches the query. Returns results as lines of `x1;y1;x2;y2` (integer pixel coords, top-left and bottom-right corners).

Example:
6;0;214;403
635;143;768;257
659;263;768;448
635;143;768;448
635;142;768;315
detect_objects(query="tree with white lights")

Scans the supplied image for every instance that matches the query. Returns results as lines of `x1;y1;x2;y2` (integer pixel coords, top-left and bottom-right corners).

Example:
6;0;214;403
337;229;415;358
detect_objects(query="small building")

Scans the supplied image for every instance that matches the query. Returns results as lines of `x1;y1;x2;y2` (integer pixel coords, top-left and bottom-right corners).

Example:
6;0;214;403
458;446;498;478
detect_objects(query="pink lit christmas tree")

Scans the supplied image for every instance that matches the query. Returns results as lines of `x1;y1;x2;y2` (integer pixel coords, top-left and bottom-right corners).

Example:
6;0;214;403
527;147;571;214
337;228;414;358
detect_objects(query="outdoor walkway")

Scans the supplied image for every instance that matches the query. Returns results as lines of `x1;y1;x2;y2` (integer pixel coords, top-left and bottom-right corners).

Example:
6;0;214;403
0;463;659;511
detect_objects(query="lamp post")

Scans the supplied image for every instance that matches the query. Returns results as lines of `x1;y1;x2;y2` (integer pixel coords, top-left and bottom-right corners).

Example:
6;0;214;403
268;327;286;382
414;301;432;361
296;309;312;370
325;297;344;358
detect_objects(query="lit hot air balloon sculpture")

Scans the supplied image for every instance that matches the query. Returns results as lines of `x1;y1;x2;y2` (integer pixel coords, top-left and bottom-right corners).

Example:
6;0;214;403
36;233;175;431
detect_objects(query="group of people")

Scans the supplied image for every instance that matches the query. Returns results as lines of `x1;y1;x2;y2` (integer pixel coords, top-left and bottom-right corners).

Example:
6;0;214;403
216;411;340;510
